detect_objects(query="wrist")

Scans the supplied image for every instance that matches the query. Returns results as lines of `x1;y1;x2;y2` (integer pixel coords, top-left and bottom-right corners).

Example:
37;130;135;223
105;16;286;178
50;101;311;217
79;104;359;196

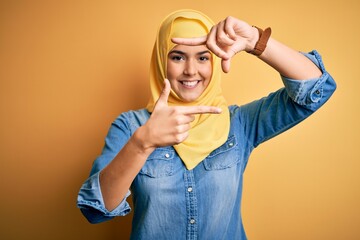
246;26;260;52
132;126;155;155
247;26;272;56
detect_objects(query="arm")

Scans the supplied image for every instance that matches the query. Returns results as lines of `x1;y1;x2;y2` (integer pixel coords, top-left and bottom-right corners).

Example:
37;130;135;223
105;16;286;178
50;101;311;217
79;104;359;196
172;16;336;148
239;50;336;148
78;79;222;222
100;79;221;211
258;36;322;80
98;128;154;211
172;16;322;79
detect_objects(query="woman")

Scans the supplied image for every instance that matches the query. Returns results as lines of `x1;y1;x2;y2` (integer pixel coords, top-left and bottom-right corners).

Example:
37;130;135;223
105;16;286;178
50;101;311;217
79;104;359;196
77;9;336;239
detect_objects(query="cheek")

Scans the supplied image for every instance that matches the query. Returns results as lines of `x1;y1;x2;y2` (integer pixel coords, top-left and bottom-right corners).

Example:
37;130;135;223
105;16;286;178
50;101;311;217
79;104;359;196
166;62;178;79
166;63;178;90
201;63;213;81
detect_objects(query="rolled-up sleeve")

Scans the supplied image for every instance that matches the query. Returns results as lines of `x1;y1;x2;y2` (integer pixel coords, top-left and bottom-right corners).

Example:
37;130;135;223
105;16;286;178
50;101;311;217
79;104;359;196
239;50;336;148
77;113;133;224
281;50;336;111
77;172;131;223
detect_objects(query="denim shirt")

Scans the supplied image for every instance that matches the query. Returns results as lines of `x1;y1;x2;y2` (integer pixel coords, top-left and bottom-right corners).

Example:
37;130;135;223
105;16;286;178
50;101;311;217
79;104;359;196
77;51;336;240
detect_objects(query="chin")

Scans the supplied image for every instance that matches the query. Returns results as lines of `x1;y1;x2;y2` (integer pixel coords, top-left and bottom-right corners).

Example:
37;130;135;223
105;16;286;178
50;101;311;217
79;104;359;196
181;96;199;102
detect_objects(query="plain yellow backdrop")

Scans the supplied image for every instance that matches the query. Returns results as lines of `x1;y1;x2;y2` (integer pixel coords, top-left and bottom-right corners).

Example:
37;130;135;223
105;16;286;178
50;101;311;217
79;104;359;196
0;0;359;239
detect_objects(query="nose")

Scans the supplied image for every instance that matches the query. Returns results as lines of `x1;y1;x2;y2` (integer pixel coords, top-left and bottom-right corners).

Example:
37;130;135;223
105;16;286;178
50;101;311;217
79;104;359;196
183;59;197;76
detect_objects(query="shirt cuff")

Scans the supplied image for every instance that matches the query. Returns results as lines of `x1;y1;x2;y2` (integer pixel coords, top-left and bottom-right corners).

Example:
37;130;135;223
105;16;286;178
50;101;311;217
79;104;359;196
77;172;131;223
281;50;330;108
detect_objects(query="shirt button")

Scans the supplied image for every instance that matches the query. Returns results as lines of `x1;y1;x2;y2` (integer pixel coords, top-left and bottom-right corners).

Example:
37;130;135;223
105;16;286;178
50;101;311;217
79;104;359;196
229;142;234;147
189;219;196;224
187;187;193;192
165;153;170;158
315;90;320;95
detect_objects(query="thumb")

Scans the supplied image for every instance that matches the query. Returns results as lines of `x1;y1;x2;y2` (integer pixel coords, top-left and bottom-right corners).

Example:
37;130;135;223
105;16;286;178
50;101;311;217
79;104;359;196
154;79;171;109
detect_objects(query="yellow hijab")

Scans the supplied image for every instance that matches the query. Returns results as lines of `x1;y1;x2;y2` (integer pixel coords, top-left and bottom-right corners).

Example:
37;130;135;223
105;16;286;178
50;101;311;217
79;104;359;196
146;9;230;170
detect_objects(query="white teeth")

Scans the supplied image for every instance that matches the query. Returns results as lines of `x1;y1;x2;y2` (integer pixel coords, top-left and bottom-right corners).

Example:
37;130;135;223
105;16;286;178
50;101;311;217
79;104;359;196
182;81;198;87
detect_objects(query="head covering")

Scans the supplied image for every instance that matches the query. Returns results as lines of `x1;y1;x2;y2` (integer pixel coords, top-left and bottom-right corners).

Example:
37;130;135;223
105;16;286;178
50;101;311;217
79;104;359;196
146;9;230;170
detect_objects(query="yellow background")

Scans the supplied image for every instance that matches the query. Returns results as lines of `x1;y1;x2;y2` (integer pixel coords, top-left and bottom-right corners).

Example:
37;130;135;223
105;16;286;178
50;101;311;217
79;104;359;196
0;0;359;239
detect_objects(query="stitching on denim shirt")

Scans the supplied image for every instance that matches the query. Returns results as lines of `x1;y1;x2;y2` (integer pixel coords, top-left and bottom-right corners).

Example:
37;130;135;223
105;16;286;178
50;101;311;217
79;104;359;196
294;81;305;104
311;50;325;71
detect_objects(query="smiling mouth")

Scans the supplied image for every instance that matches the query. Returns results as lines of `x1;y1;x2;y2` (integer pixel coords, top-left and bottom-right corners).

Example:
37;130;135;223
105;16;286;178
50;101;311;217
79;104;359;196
180;80;200;88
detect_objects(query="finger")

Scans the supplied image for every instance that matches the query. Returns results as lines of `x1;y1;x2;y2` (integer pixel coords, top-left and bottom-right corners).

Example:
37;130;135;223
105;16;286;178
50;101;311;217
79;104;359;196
216;20;235;46
224;16;238;40
175;123;191;134
171;36;207;46
173;114;196;125
178;105;222;115
206;26;231;60
155;79;171;108
221;59;231;73
174;132;189;145
188;114;196;122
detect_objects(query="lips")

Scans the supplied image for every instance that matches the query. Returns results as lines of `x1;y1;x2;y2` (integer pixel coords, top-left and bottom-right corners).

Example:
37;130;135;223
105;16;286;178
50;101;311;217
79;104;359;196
180;80;200;88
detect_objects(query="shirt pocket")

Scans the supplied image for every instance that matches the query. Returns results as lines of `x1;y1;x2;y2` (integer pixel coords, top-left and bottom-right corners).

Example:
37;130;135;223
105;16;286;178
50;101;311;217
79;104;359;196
203;135;240;170
139;146;179;178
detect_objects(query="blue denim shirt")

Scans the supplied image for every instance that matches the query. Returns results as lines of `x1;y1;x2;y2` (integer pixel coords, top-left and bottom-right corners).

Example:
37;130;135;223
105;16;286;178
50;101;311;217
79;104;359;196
77;51;336;240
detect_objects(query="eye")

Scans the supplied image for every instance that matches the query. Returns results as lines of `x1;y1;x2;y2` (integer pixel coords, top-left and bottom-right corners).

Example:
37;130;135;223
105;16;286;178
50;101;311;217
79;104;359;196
169;55;185;61
199;56;209;61
198;53;211;62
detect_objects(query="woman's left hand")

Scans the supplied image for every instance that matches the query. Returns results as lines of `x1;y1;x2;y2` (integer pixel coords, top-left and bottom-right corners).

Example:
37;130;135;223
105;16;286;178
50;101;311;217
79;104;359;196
172;16;258;73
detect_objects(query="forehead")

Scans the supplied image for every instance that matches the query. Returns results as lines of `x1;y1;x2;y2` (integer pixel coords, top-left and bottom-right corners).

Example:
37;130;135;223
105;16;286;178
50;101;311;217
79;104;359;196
170;44;209;53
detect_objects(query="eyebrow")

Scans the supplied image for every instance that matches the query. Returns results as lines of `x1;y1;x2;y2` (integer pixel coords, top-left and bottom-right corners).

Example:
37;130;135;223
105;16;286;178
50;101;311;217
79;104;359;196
168;50;211;55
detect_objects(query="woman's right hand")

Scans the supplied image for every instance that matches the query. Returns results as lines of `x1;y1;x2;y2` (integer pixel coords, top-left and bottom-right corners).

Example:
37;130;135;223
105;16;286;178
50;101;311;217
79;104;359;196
138;79;222;150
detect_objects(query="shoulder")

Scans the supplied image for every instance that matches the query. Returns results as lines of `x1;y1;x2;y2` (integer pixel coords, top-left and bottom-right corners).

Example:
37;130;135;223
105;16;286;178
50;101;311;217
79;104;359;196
228;104;243;119
115;108;149;121
228;105;238;114
113;108;150;134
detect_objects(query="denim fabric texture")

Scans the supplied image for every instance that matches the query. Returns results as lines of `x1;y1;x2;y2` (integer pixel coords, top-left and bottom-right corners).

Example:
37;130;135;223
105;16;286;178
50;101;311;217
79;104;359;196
77;51;336;240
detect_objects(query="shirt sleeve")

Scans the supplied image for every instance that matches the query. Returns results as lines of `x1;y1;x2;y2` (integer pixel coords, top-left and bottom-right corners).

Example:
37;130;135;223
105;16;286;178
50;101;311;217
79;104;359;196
238;50;337;148
77;113;133;224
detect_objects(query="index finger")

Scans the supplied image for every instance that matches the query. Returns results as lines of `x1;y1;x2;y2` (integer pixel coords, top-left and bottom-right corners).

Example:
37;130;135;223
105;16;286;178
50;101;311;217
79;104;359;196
171;36;207;46
178;105;222;115
221;59;231;73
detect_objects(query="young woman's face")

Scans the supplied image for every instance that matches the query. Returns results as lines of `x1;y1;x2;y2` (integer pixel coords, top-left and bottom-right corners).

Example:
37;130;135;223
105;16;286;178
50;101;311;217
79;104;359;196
167;44;212;102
